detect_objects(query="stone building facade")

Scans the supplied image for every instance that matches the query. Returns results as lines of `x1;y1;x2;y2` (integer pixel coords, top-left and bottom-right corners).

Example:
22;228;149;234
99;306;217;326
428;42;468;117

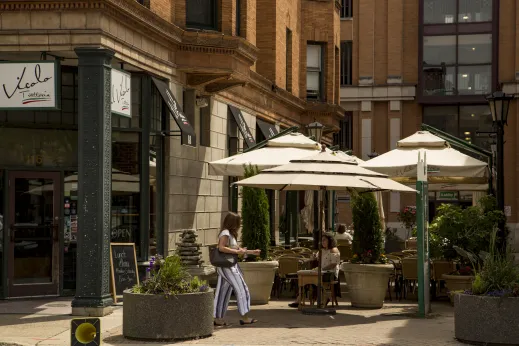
0;0;344;302
336;0;519;253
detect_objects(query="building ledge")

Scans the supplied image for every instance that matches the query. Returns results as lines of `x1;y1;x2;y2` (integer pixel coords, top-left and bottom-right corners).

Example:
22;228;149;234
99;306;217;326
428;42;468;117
340;84;416;102
502;80;519;97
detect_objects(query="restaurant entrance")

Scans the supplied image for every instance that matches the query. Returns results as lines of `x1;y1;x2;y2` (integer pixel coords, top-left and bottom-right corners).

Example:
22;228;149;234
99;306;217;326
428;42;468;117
7;171;61;297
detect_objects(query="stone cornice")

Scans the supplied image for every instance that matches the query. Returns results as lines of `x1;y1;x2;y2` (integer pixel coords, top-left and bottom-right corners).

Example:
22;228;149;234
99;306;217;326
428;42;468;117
249;72;307;111
0;0;183;46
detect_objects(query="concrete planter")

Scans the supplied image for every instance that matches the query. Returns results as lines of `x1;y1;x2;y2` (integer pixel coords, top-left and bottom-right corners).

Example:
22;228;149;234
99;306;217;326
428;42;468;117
239;261;279;305
442;274;474;292
455;294;519;345
342;263;393;308
123;289;213;341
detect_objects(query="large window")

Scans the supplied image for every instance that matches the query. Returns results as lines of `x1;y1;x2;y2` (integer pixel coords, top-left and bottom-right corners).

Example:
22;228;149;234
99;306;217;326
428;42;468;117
340;41;352;86
423;34;492;96
341;0;352;18
186;0;217;30
423;105;494;149
423;0;492;24
307;43;324;100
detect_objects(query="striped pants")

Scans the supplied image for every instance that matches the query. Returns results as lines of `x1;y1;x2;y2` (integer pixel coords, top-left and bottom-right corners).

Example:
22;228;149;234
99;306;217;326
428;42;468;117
213;265;251;318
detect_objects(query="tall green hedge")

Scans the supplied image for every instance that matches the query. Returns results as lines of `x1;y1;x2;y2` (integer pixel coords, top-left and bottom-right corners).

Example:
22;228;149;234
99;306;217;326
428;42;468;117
351;192;384;263
241;164;270;260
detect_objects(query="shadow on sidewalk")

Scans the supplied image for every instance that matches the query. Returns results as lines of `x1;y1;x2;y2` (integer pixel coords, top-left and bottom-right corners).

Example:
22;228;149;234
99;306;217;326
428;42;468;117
0;298;73;328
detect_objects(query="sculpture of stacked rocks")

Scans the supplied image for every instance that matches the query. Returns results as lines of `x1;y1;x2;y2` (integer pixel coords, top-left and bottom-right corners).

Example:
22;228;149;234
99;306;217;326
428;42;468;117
176;229;203;268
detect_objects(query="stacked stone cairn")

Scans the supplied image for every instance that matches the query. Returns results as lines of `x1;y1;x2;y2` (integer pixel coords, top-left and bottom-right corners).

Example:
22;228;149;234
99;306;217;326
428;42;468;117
176;229;203;268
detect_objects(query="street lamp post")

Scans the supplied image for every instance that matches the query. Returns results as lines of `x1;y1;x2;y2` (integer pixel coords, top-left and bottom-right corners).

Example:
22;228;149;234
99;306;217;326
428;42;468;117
486;91;513;248
306;121;325;250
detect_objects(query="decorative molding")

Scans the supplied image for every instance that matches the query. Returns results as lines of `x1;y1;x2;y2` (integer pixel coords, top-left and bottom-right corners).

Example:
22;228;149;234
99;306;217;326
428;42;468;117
205;80;246;94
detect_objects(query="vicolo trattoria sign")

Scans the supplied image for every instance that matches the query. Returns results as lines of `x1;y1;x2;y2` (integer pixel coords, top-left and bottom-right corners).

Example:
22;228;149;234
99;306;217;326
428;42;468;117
0;61;60;109
111;69;131;118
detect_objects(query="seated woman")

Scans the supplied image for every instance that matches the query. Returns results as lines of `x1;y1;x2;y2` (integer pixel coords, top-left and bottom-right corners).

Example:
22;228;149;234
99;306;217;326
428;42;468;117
335;223;353;244
288;232;341;307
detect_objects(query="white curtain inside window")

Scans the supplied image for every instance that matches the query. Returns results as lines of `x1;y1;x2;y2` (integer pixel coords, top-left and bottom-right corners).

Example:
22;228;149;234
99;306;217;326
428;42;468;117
306;72;320;91
307;45;321;69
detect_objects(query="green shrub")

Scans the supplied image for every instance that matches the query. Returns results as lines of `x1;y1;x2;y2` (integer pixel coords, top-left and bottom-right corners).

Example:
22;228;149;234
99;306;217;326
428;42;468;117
132;255;209;295
241;164;270;260
351;192;386;264
429;195;504;267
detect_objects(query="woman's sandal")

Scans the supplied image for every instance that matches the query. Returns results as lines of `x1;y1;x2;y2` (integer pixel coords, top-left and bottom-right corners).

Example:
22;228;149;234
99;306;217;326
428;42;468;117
214;321;228;327
239;319;258;325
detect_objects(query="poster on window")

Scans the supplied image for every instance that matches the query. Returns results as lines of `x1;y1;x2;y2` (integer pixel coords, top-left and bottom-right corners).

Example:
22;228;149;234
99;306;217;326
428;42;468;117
0;61;60;109
111;69;132;118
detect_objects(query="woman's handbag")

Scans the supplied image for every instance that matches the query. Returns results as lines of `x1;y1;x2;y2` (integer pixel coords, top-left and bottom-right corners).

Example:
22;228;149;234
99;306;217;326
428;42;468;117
209;246;238;267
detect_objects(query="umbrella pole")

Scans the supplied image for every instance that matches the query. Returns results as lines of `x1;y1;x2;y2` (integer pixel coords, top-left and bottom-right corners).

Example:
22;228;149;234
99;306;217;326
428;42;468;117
302;186;335;315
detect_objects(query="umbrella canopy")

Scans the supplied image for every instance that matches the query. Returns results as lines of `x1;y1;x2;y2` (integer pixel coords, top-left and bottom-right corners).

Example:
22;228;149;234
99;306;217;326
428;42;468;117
234;150;416;193
209;132;324;176
361;131;488;179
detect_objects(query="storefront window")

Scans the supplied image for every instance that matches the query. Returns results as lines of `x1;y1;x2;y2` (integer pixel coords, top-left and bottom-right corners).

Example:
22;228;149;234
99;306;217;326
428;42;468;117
111;131;141;256
149;85;164;256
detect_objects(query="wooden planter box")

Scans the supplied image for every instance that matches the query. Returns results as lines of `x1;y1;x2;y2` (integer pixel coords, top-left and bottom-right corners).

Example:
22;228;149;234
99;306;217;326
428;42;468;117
455;294;519;345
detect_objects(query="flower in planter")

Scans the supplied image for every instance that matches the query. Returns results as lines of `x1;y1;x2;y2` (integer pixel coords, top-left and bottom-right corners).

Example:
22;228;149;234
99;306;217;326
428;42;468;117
132;255;209;295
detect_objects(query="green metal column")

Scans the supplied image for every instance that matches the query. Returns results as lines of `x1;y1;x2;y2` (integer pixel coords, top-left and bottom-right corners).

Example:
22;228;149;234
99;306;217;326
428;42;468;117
72;47;115;314
416;153;430;317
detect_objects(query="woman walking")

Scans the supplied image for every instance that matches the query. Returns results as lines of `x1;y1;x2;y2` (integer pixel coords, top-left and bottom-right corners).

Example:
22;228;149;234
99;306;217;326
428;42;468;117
214;212;260;326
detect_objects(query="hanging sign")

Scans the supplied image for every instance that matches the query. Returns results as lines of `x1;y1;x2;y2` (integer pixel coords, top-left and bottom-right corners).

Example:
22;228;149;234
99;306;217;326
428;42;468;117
111;69;131;118
437;191;458;201
0;61;60;109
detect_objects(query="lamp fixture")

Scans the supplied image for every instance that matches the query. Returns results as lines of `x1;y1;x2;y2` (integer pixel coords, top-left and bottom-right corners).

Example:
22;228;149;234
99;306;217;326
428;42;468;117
306;121;325;143
486;91;514;126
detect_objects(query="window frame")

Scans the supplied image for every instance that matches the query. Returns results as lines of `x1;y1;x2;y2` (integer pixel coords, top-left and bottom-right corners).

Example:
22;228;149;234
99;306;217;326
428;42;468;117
186;0;218;31
418;0;497;102
340;0;352;18
306;43;325;101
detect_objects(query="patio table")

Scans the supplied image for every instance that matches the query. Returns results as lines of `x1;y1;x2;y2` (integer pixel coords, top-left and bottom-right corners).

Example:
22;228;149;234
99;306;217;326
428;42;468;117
297;269;333;310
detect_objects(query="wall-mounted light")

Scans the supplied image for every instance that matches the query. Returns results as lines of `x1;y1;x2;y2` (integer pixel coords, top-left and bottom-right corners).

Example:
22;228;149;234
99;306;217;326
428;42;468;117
195;96;208;108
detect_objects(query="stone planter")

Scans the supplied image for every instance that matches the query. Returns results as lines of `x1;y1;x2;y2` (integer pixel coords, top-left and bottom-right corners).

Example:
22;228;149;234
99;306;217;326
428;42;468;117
455;294;519;345
239;261;279;305
342;263;393;308
123;289;213;341
442;274;474;292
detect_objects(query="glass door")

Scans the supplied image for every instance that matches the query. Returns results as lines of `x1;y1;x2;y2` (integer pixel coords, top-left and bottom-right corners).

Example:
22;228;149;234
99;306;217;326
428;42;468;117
8;171;60;297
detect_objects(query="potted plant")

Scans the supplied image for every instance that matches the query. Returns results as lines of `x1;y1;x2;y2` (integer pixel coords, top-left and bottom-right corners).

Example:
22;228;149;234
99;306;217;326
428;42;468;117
239;164;279;305
342;192;392;308
454;229;519;345
397;206;416;248
430;195;504;293
123;255;213;341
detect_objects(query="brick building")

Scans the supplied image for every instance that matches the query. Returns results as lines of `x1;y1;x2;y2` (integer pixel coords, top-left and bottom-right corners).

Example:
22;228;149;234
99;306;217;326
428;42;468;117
0;0;343;302
336;0;518;251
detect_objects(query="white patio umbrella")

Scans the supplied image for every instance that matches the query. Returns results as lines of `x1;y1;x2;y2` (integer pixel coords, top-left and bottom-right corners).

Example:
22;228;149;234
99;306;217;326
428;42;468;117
235;146;415;310
361;131;488;191
209;132;324;177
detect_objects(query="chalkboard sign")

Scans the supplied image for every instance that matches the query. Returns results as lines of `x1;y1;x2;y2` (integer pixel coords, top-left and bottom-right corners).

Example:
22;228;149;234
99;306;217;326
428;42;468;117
109;243;139;303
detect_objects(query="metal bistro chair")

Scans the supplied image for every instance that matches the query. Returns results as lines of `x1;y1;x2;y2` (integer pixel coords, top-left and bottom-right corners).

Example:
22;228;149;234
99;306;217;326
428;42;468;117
276;255;305;298
401;257;418;299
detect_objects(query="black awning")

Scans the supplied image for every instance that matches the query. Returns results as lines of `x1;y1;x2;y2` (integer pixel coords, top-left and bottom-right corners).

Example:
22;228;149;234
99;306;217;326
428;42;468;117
152;77;196;147
228;104;256;148
256;118;279;140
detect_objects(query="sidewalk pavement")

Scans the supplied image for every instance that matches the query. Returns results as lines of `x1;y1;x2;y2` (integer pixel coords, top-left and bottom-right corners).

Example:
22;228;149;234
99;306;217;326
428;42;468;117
0;297;463;346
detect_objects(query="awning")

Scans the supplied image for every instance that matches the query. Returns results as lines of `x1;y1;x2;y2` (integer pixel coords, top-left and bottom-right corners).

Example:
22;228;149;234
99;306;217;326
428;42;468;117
152;77;196;147
256;118;279;139
228;104;256;148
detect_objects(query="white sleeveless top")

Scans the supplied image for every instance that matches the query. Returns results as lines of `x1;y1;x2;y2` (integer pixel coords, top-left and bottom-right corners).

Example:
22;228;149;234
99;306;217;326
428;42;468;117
219;229;238;248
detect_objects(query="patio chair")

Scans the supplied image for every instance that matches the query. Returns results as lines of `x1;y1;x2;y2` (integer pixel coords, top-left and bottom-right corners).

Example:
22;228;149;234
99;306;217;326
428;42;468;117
337;244;353;263
432;260;456;297
276;255;305;298
401;257;418;299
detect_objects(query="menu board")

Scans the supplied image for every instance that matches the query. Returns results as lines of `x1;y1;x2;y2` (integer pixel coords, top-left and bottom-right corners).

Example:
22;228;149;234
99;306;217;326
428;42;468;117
109;243;139;303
